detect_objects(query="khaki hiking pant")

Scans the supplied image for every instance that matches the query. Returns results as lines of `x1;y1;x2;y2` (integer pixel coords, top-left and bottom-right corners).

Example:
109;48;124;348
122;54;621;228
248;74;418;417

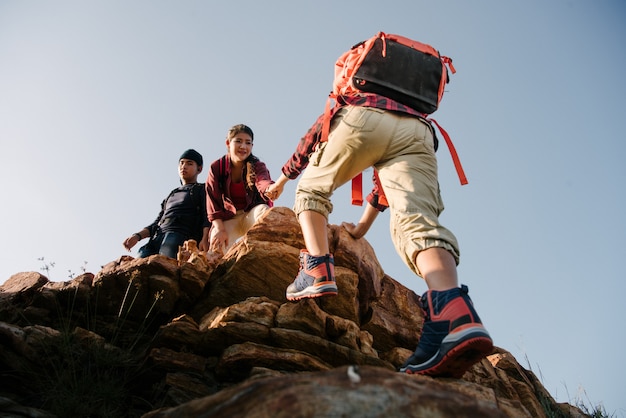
294;105;460;276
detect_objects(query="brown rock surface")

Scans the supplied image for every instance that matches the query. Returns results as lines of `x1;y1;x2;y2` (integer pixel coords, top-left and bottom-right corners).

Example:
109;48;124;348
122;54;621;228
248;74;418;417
0;207;588;417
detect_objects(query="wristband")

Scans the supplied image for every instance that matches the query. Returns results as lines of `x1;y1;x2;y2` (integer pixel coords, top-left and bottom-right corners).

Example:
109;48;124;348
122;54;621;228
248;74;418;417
134;233;142;241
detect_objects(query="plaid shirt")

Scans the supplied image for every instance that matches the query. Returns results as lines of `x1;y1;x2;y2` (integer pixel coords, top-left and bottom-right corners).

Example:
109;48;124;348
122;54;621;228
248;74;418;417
281;93;433;211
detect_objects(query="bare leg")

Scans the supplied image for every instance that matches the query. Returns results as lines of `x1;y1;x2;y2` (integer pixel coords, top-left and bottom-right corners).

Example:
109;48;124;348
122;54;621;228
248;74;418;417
415;247;459;291
298;210;330;256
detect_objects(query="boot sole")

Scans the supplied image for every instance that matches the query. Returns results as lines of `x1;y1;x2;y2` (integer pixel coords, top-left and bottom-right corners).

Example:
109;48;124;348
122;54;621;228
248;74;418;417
401;327;493;378
286;282;338;301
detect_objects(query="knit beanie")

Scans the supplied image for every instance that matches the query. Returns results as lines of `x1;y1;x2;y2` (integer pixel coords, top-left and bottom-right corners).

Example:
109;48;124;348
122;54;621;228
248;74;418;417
179;149;203;167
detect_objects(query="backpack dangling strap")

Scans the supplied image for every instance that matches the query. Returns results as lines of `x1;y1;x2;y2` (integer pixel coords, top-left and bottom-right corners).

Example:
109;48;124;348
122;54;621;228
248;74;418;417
428;118;468;185
441;56;456;75
351;172;363;206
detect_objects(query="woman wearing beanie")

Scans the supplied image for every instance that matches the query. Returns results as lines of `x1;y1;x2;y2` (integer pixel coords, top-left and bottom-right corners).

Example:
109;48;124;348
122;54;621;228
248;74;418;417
122;149;211;258
206;124;274;255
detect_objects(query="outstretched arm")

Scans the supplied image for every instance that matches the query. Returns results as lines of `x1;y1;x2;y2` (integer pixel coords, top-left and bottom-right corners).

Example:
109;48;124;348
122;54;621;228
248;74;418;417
265;173;290;201
265;112;325;203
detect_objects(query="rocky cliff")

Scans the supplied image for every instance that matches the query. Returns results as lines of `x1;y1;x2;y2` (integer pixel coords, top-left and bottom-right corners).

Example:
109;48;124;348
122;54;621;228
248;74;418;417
0;207;587;417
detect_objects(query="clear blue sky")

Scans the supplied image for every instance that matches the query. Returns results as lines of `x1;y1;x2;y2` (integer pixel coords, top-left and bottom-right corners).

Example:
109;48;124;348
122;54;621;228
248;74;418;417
1;1;624;415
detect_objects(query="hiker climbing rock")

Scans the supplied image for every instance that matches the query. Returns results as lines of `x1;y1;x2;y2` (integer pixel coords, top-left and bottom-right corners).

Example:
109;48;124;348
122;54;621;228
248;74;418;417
265;32;493;378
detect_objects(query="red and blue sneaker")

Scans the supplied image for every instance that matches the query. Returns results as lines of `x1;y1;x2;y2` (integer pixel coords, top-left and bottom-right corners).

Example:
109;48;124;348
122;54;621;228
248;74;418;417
400;285;493;378
286;250;338;301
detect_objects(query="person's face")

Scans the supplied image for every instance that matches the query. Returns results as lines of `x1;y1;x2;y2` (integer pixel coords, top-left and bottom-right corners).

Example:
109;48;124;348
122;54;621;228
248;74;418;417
227;133;253;163
179;158;200;182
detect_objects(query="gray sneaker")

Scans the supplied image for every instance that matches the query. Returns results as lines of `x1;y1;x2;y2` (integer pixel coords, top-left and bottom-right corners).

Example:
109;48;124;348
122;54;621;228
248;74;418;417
286;250;337;301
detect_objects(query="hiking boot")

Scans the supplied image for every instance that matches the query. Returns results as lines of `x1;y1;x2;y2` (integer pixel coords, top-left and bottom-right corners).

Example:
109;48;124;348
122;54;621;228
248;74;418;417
286;250;337;301
400;285;493;378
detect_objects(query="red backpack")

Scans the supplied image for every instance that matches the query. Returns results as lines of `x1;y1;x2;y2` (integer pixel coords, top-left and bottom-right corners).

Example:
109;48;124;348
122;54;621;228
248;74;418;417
321;32;467;205
333;31;455;114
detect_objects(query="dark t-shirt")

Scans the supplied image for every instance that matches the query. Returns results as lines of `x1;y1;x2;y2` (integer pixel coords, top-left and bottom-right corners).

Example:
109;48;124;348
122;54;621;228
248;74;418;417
146;183;209;241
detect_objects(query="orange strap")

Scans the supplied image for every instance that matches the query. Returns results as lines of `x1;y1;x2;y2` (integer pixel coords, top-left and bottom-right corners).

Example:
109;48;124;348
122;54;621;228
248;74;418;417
351;170;389;207
325;104;466;205
351;172;363;206
349;119;467;206
429;118;468;186
350;120;468;206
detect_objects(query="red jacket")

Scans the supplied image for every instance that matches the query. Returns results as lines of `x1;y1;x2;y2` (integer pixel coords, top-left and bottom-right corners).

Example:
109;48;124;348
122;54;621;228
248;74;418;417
206;155;274;222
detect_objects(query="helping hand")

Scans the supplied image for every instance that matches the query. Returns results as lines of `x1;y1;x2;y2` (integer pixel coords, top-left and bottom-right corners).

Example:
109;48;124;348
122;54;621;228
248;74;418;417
264;183;284;201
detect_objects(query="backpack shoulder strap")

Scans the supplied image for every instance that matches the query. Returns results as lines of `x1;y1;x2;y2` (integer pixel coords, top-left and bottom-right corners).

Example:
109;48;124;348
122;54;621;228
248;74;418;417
349;119;468;206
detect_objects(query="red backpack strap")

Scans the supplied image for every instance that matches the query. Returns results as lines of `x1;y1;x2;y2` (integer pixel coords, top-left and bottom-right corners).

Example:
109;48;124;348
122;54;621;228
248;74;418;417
351;172;363;206
428;118;468;185
441;56;456;75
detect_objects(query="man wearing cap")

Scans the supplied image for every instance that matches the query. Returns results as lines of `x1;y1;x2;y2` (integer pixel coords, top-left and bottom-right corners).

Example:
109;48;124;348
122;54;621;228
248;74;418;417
123;149;211;258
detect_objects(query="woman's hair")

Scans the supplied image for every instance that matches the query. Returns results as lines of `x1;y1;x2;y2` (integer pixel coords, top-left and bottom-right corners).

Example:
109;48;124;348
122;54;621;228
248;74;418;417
245;161;256;190
226;124;254;142
227;124;256;190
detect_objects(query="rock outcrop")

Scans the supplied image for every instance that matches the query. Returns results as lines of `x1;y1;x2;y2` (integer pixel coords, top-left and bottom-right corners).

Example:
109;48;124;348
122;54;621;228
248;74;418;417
0;207;587;417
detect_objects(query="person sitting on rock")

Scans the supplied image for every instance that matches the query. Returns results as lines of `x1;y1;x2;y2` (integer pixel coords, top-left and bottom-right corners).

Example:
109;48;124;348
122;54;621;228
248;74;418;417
123;149;211;258
205;124;274;255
